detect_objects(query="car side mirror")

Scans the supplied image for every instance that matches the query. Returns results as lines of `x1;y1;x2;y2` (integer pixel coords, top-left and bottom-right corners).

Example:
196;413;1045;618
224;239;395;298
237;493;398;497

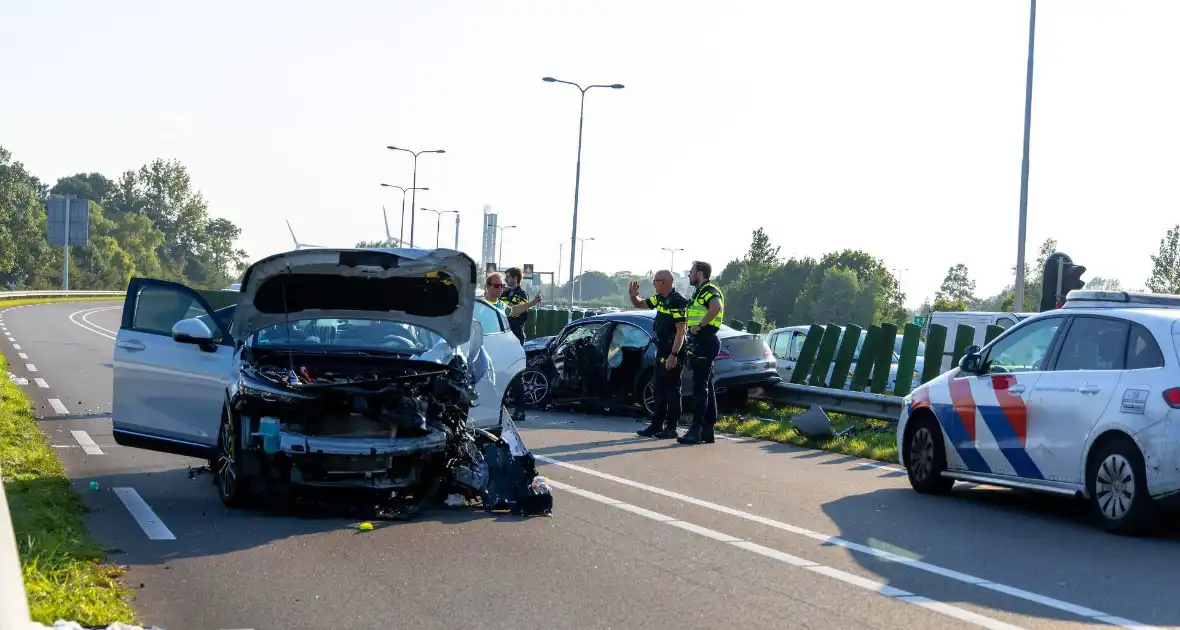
172;318;216;350
958;345;983;374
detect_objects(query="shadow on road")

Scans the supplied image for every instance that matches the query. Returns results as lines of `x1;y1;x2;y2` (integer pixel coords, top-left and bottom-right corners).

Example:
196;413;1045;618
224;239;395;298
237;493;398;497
73;465;544;569
821;484;1180;626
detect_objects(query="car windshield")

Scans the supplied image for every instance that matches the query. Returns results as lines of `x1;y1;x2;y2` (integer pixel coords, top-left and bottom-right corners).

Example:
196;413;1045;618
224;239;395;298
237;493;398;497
250;317;448;357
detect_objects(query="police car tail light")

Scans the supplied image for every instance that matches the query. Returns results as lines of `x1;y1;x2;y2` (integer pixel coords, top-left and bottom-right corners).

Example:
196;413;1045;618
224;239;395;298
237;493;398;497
1163;388;1180;408
716;350;730;360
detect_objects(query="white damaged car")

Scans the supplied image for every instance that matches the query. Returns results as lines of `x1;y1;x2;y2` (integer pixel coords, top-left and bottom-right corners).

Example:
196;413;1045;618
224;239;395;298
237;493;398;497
112;248;550;516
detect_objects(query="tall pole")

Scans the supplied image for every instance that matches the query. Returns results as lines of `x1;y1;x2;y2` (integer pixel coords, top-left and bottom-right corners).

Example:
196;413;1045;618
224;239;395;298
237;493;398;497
662;247;683;272
387;146;445;248
557;243;563;304
1013;0;1037;311
63;196;71;291
453;212;460;250
400;189;407;244
543;77;624;322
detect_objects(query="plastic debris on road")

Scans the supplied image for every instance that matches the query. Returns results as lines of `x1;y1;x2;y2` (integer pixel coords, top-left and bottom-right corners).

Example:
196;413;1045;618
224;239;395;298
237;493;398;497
356;521;374;531
89;481;99;491
29;622;165;630
444;493;468;507
7;372;28;386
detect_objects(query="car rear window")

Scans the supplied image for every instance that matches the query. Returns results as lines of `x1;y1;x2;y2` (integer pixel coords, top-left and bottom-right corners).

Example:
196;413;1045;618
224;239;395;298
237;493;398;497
1126;323;1164;370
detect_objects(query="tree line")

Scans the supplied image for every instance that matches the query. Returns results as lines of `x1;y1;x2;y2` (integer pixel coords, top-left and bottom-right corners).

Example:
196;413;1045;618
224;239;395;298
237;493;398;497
0;145;248;291
925;226;1180;315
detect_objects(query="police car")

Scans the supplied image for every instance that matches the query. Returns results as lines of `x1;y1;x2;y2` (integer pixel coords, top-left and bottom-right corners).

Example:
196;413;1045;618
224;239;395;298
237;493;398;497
898;290;1180;536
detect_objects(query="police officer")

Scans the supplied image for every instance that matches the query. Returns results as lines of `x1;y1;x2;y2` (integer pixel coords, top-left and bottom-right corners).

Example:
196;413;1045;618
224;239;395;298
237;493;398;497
484;271;541;422
628;270;689;439
678;261;725;445
501;267;530;344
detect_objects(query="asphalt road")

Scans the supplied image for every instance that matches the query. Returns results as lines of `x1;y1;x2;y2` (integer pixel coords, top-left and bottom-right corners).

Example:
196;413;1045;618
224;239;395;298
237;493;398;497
3;300;1180;629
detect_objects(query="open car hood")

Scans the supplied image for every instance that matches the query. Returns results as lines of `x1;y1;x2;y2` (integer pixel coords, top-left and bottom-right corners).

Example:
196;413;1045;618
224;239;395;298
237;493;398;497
231;248;478;347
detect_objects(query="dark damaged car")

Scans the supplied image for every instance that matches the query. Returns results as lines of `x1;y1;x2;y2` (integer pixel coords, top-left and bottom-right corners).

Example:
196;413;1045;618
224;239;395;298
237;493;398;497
111;248;551;517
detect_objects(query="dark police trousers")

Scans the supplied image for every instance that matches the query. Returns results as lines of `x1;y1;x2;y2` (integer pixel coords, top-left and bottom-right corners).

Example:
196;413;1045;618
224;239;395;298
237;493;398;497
689;333;720;440
651;355;684;431
509;324;527;419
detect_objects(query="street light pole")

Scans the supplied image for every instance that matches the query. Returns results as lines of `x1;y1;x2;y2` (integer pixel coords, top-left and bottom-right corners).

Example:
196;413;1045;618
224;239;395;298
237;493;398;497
420;208;459;248
496;225;517;267
577;236;594;305
557;242;563;305
386;146;445;248
380;183;428;245
542;76;625;322
1013;0;1037;311
661;247;684;272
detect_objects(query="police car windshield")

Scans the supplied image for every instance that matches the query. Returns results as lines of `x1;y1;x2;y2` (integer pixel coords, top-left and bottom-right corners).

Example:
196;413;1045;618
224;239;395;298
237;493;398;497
251;318;445;355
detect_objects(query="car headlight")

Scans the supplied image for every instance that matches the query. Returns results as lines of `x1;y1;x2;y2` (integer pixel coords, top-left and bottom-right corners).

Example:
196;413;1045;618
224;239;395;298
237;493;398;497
236;373;314;404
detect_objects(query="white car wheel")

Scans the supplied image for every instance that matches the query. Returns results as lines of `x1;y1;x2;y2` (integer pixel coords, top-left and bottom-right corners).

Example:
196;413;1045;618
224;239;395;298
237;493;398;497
1087;436;1158;536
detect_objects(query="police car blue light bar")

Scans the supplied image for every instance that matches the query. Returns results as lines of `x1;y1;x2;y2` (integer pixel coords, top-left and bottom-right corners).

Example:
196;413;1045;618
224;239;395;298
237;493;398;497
1063;290;1180;309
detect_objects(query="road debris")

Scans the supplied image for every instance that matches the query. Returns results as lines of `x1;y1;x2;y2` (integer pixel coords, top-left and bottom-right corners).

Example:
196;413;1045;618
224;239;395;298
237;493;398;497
89;481;99;491
187;464;211;480
7;372;28;386
356;521;374;531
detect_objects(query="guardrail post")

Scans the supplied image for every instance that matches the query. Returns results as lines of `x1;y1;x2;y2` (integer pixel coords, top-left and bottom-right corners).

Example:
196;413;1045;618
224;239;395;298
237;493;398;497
920;324;947;384
828;324;861;390
951;324;975;368
893;322;922;396
571;310;585;322
869;322;897;394
849;324;880;391
984;323;1005;345
789;324;825;385
808;324;843;387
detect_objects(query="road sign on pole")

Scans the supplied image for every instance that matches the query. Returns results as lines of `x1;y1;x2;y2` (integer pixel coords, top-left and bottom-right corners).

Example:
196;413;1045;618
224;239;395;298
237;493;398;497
913;315;926;327
523;263;534;279
46;195;89;291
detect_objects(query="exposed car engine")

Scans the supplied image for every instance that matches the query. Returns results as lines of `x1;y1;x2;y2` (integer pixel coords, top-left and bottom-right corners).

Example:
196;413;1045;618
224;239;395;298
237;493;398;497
227;346;551;519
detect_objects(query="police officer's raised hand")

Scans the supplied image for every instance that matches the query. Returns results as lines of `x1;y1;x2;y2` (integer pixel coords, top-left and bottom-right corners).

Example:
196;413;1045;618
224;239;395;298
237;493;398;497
628;281;640;297
530;293;543;306
665;355;678;370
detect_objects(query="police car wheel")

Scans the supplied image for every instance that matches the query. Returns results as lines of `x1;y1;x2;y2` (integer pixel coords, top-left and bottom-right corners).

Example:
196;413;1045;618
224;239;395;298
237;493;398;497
904;416;953;495
1087;437;1158;536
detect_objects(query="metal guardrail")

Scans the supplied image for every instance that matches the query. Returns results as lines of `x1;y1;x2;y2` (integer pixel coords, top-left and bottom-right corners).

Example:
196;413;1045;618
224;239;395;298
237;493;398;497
751;382;904;423
0;467;31;630
0;290;124;301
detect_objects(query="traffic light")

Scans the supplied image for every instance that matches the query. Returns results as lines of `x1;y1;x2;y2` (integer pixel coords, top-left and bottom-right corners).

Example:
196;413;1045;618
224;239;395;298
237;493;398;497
1039;252;1086;312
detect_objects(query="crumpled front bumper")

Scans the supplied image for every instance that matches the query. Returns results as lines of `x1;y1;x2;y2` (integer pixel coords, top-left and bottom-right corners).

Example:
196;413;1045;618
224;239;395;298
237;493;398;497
276;430;447;457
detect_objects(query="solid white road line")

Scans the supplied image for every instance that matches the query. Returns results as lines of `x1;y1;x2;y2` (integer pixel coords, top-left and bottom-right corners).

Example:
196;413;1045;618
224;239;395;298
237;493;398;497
17;353;27;360
552;479;1022;630
70;430;104;455
33;378;47;388
538;455;1150;629
24;364;36;372
112;488;175;540
47;399;69;415
68;306;119;340
81;307;119;335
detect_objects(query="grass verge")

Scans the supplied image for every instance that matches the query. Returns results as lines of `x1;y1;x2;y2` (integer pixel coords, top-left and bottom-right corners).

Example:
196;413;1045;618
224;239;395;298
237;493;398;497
0;296;120;309
717;400;899;464
2;345;136;623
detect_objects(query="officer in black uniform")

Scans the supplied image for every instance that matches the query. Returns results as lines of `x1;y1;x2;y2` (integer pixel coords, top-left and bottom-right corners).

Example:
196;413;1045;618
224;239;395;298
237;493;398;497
629;270;689;439
499;267;531;422
502;267;530;344
678;261;725;445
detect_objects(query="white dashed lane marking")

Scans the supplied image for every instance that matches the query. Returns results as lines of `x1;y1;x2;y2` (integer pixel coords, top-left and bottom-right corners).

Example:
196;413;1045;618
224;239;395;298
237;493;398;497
70;430;104;455
47;399;69;415
17;353;27;360
552;479;1022;630
33;378;47;388
11;344;20;350
539;455;1151;629
24;363;36;372
112;488;175;540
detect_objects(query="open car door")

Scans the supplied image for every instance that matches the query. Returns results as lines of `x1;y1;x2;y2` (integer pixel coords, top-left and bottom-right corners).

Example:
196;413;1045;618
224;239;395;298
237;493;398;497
112;278;237;459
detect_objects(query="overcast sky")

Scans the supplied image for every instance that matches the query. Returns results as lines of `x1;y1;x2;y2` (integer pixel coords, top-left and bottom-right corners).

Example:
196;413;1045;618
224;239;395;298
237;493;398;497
2;1;1178;307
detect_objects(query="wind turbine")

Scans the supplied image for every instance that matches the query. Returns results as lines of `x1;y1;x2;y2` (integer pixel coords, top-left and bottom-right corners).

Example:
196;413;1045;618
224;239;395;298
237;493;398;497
285;219;326;250
381;205;410;247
